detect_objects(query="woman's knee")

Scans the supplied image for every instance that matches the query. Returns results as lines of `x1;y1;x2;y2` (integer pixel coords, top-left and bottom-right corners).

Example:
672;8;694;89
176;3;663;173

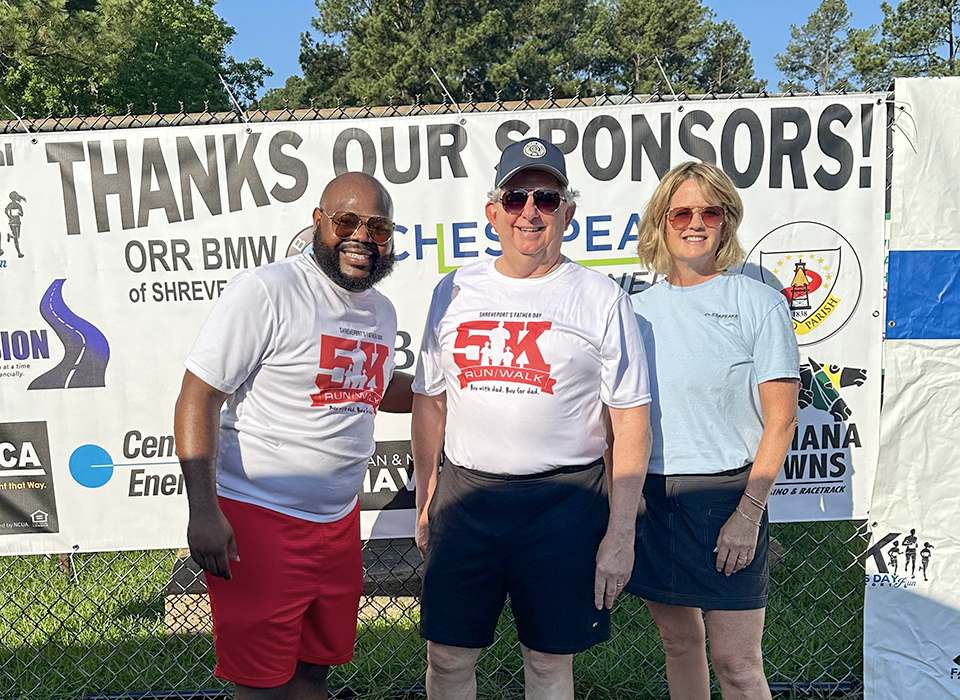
711;646;765;691
648;605;706;657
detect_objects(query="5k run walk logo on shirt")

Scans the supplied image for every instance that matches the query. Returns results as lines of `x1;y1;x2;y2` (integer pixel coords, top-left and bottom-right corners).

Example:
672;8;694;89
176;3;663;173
452;320;556;394
311;335;390;409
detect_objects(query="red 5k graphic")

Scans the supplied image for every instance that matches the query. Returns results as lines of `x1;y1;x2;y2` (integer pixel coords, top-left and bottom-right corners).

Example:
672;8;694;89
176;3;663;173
452;320;555;393
311;335;389;408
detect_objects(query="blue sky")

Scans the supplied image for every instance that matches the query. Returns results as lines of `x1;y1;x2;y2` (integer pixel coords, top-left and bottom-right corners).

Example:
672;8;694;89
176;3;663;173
218;0;889;98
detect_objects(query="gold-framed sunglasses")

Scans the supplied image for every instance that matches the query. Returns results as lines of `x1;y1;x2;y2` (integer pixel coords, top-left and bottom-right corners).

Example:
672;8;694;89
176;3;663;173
319;208;395;244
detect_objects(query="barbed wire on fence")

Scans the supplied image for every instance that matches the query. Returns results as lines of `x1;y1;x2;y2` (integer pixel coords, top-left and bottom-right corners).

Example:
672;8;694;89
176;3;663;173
0;85;894;134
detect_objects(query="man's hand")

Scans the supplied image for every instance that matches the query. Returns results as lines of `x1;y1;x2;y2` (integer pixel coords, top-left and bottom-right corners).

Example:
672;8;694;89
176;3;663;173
187;507;239;580
415;508;430;557
594;529;634;610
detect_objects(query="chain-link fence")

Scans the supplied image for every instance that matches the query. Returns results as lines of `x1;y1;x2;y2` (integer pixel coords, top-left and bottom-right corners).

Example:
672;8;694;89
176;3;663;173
0;89;888;698
1;523;867;699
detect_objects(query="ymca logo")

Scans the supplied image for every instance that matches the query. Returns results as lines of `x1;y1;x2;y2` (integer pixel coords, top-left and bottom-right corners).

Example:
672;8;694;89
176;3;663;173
311;335;389;409
0;421;59;534
799;357;866;421
453;320;555;394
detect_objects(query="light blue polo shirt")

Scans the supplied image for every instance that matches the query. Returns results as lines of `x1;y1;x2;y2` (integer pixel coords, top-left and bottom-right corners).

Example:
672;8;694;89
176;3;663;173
631;272;799;476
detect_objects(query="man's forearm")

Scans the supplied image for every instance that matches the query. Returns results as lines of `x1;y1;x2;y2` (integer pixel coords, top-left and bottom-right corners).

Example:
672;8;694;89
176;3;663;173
174;371;228;513
606;405;652;534
380;371;414;413
412;392;446;514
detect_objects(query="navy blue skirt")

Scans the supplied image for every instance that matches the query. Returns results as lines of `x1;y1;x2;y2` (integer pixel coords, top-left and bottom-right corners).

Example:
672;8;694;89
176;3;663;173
625;465;769;610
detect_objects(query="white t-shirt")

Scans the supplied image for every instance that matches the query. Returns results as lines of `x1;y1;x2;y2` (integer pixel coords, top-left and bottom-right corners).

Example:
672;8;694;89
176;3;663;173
631;272;800;476
185;254;397;522
413;258;651;475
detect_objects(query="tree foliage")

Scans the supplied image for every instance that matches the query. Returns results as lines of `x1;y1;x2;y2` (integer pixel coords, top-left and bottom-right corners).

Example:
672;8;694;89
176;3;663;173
775;0;861;91
260;0;763;109
699;20;766;93
601;0;706;93
0;0;270;117
863;0;960;84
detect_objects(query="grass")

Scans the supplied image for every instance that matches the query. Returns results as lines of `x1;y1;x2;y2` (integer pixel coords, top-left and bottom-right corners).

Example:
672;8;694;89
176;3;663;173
0;522;866;699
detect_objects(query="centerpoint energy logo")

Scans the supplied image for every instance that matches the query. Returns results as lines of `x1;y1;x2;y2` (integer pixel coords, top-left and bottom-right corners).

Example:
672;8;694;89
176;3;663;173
28;279;110;390
742;222;863;346
69;431;181;497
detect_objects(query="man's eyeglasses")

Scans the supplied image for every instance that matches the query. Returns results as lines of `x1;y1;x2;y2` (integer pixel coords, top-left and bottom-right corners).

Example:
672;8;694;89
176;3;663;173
319;209;395;244
665;206;725;230
499;189;566;216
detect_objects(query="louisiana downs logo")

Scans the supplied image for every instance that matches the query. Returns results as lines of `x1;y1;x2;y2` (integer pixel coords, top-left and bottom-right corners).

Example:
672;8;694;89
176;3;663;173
312;334;390;410
800;357;866;421
453;319;555;394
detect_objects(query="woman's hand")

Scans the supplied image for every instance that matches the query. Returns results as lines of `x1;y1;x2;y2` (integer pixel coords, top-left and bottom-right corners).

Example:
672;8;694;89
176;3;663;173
714;509;760;576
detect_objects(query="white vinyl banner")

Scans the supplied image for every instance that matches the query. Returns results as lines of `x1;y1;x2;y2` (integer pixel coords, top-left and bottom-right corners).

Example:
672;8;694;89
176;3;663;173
0;94;885;554
864;78;960;698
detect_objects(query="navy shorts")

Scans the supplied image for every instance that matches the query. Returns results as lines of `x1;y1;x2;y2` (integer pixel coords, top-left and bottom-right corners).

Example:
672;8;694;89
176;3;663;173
625;465;769;610
420;459;610;654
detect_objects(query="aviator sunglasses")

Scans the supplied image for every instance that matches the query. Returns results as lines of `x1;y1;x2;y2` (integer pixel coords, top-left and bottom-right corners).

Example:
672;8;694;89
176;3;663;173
499;188;566;215
665;205;725;229
319;208;396;244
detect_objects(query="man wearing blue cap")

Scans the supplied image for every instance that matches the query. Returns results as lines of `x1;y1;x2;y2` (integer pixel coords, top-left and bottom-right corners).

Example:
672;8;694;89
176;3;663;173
411;138;653;699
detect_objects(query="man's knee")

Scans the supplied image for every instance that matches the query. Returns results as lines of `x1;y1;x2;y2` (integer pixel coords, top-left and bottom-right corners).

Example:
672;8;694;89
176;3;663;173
427;642;482;676
520;647;572;678
295;661;328;685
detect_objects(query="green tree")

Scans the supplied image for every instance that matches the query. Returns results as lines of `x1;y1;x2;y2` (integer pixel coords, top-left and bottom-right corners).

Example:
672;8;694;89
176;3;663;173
697;19;767;93
0;0;129;115
601;0;709;93
106;0;270;114
0;0;270;118
776;0;861;91
877;0;960;77
292;0;604;106
265;0;761;108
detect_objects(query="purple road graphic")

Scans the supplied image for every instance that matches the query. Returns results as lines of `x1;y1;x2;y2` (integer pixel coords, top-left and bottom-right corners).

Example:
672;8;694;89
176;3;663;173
28;279;109;390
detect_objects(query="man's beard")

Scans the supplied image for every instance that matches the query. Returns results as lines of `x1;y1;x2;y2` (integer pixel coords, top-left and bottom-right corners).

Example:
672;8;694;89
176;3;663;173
311;225;396;292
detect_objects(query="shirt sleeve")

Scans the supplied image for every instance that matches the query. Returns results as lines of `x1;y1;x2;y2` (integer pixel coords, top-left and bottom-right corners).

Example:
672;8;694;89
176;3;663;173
412;273;456;396
184;271;276;394
754;297;801;383
599;290;652;408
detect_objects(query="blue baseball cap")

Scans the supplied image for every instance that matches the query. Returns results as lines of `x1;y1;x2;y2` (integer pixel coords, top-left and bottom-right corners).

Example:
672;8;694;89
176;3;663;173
494;137;568;188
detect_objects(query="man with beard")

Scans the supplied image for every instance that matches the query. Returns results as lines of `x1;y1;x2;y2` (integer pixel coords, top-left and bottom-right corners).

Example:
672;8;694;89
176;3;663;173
175;172;412;700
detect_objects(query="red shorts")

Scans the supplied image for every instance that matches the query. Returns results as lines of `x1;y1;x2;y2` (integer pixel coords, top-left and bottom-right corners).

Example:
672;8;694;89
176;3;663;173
205;497;363;688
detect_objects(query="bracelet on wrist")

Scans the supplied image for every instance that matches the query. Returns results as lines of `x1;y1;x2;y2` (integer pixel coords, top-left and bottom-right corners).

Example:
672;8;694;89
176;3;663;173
742;491;767;511
735;506;762;527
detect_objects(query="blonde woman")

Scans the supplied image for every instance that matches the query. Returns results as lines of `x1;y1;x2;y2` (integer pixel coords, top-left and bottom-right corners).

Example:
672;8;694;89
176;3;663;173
626;162;799;699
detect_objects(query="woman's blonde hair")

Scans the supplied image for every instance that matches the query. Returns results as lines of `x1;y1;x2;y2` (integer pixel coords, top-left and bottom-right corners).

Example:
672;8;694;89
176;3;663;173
636;161;745;276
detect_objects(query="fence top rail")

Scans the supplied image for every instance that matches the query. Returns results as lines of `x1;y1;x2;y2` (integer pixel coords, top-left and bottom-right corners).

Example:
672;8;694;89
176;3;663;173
0;89;890;134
